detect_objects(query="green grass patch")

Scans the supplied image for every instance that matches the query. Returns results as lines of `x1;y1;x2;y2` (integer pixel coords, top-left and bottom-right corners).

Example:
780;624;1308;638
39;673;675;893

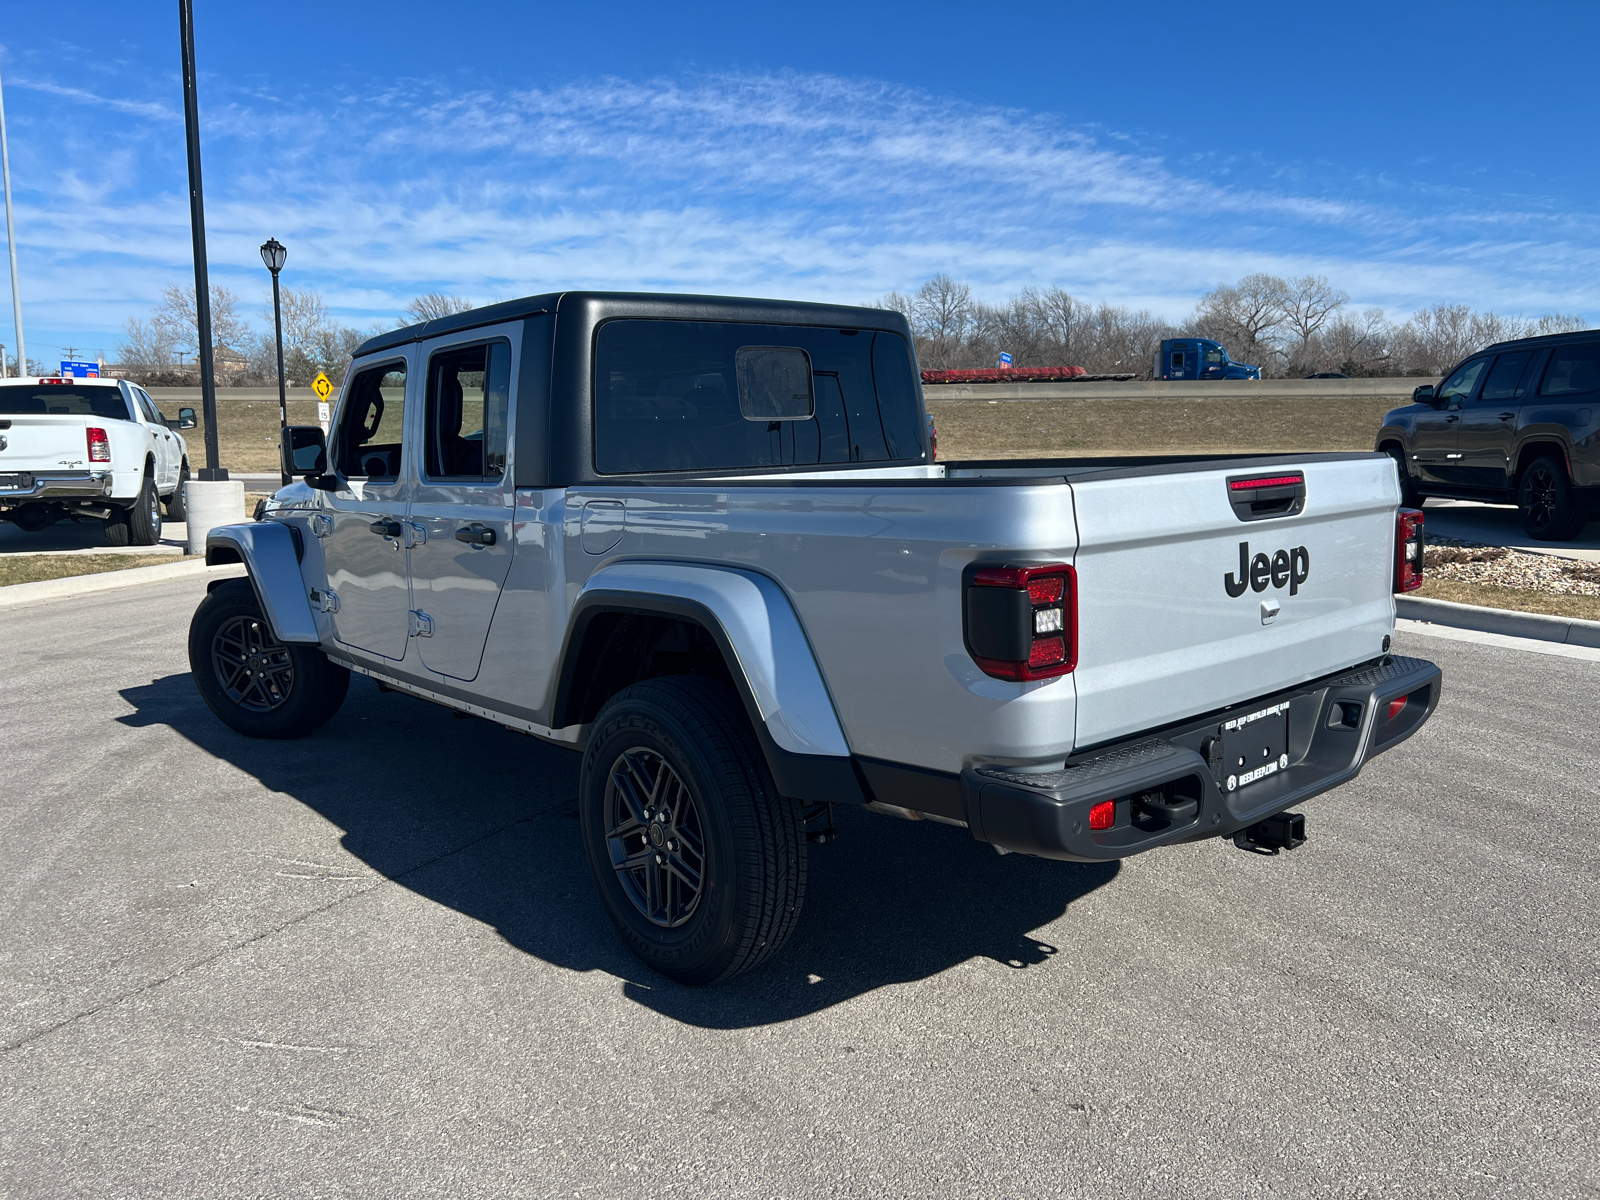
0;554;185;588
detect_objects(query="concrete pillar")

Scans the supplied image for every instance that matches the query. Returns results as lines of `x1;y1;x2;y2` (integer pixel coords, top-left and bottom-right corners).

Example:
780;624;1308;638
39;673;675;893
183;478;245;556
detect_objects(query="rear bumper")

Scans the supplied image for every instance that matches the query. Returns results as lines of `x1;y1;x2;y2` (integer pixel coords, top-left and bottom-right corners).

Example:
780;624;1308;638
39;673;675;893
0;470;115;503
961;654;1441;862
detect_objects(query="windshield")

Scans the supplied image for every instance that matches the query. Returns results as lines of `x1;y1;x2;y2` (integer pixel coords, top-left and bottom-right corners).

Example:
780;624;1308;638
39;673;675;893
0;385;132;420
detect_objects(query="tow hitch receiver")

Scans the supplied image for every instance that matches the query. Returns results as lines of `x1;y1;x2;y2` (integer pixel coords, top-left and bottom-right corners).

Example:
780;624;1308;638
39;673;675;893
1234;811;1305;855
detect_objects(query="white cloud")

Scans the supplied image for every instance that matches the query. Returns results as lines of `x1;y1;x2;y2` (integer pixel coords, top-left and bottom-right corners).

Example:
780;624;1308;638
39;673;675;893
7;68;1598;346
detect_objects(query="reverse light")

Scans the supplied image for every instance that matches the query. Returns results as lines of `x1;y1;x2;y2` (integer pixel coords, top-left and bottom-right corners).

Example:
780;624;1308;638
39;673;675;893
86;427;111;463
1395;508;1424;593
1088;800;1115;831
964;562;1077;681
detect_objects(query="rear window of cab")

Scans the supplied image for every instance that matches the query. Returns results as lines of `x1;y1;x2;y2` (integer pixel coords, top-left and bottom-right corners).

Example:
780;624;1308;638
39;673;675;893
593;319;925;474
0;385;132;420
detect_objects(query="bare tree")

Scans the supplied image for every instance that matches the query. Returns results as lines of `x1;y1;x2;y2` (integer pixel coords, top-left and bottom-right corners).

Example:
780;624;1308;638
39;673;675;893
1191;274;1291;372
152;284;253;360
910;275;976;368
117;317;177;374
403;293;475;325
1281;275;1349;368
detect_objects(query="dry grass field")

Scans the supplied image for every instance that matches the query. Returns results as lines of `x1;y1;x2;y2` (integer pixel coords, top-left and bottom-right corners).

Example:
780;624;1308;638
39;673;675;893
190;394;1396;473
182;398;324;473
930;395;1394;459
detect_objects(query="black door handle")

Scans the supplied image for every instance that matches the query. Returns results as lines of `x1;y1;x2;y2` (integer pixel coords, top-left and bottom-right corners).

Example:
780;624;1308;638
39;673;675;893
369;518;402;537
1500;412;1516;421
1445;415;1459;422
455;524;496;546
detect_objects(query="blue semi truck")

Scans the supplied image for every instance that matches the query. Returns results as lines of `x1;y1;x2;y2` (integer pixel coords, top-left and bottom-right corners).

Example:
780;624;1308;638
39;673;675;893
1154;338;1261;381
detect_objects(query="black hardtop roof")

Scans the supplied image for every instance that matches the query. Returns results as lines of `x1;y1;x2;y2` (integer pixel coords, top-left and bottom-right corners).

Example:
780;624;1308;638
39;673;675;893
354;290;909;358
1484;327;1598;354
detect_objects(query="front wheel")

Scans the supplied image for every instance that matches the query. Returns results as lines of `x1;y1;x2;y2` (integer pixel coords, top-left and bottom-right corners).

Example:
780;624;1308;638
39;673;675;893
1385;446;1425;510
578;676;806;985
188;578;350;738
1518;455;1585;541
165;462;189;521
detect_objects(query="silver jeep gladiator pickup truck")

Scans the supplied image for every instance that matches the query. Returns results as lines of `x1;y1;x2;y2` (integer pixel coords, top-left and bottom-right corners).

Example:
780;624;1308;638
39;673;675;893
190;291;1441;984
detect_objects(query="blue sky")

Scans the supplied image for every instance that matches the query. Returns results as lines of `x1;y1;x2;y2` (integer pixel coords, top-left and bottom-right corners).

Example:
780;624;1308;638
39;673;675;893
3;1;1598;364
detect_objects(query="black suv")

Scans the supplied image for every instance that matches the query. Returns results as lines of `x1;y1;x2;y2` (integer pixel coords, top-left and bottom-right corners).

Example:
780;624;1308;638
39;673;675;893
1376;330;1600;540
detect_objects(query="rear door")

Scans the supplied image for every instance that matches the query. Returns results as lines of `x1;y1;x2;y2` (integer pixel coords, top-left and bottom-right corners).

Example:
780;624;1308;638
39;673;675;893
1458;349;1536;491
130;386;176;489
406;326;518;681
1069;456;1398;748
321;357;414;661
0;382;131;476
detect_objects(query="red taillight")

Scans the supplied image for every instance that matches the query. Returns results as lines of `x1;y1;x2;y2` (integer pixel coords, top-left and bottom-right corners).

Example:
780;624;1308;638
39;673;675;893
1387;697;1407;720
86;427;111;462
1088;800;1115;831
1229;474;1304;491
1396;508;1424;593
965;562;1077;681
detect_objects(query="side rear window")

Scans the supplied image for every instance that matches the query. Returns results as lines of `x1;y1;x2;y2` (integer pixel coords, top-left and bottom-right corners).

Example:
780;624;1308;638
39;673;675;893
424;341;511;481
593;321;923;474
1479;351;1532;402
1540;342;1600;397
334;362;407;480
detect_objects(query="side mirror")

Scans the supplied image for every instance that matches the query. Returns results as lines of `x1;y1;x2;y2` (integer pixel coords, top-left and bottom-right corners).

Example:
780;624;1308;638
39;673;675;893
1412;385;1436;405
171;407;197;430
281;425;329;478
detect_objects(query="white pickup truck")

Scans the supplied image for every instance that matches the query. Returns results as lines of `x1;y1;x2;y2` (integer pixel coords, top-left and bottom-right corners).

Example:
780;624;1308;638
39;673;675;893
0;377;195;545
189;291;1441;985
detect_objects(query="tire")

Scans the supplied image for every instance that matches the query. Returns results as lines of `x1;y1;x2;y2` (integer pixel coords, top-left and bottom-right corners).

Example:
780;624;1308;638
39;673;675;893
1518;454;1585;541
111;471;163;546
579;676;806;985
1385;445;1425;510
188;578;350;739
102;507;131;546
165;462;189;521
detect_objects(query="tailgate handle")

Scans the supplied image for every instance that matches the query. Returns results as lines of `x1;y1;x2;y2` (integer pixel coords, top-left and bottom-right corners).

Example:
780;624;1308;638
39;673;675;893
1227;472;1305;522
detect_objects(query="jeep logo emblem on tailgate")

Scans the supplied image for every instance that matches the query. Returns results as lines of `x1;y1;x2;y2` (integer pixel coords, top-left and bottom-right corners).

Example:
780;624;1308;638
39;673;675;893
1225;541;1310;597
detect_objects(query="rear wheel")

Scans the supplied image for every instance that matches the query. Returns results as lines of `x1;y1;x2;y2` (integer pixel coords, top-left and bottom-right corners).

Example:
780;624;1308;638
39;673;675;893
188;579;350;738
578;676;806;985
1518;455;1585;541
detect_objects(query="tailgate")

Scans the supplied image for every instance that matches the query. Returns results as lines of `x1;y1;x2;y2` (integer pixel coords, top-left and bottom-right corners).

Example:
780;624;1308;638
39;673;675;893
0;416;93;472
1069;455;1398;748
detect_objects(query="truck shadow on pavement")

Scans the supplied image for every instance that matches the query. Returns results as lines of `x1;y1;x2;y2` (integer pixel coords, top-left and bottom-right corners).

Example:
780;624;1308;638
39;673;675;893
119;673;1118;1029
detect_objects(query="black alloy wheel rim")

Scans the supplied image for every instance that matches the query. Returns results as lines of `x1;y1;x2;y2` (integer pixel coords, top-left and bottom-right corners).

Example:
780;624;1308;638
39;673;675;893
212;615;294;711
603;747;707;929
1525;465;1558;531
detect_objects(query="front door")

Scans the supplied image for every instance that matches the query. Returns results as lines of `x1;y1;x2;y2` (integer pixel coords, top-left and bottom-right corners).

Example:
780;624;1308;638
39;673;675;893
407;331;518;681
322;358;414;661
1412;357;1488;485
1458;349;1535;492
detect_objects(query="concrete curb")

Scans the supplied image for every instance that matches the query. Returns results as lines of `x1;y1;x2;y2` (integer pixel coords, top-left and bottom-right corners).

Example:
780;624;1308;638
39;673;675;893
1397;595;1600;648
0;559;244;607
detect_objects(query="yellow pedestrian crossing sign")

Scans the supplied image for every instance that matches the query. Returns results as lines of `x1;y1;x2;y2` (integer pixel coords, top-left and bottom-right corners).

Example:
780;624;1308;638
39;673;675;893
312;372;332;401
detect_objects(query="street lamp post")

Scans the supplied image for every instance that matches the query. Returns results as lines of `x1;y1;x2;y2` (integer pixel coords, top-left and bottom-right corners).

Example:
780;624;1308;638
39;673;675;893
260;237;289;487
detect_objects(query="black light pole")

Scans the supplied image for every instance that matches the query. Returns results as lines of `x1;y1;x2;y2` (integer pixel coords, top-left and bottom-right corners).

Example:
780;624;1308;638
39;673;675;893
178;0;224;481
260;237;289;486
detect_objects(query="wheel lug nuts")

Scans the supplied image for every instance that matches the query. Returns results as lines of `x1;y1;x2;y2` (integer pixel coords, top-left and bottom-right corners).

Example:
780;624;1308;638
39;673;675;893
667;839;679;852
654;852;666;865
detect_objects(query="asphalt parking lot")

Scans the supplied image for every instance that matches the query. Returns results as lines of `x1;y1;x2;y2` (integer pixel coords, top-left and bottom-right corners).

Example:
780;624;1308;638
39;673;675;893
2;577;1597;1198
